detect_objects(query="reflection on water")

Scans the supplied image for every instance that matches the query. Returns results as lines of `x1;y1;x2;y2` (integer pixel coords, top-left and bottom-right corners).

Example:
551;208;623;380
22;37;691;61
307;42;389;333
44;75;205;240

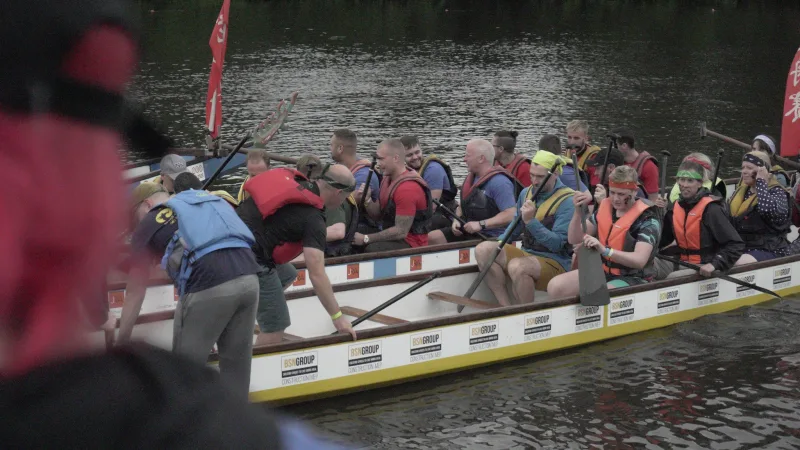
284;299;800;449
132;0;800;193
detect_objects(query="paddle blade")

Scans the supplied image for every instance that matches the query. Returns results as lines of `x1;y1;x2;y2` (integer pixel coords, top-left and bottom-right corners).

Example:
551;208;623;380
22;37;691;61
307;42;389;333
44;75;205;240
577;247;610;306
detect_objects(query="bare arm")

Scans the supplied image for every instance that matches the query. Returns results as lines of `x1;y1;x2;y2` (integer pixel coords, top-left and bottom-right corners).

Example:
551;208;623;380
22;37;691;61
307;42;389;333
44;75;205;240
326;223;346;242
430;189;443;201
117;260;151;343
366;215;413;243
648;192;660;202
365;198;382;220
485;207;515;229
605;241;653;270
568;207;596;245
304;247;341;315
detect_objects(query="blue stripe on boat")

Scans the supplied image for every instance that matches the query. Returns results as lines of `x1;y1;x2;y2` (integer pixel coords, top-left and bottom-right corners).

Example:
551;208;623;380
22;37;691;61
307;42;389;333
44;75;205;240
373;259;396;279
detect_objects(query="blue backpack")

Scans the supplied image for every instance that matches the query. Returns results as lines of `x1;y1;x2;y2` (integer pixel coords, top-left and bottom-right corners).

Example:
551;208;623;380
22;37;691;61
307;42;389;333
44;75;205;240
162;190;255;296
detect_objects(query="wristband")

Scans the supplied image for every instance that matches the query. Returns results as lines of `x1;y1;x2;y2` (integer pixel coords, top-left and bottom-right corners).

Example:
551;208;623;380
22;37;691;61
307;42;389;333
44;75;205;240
331;311;342;320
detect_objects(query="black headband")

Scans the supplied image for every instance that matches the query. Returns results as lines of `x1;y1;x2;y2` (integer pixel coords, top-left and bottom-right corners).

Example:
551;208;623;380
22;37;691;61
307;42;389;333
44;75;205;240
743;153;765;168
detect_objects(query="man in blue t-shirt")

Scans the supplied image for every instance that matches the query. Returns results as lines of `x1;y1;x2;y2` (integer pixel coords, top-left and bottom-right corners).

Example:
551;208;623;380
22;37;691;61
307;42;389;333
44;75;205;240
401;135;458;230
330;128;380;233
428;139;517;244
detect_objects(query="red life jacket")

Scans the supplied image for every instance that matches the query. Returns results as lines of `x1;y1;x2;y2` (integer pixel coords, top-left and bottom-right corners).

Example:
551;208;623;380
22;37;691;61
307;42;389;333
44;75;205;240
673;196;715;264
629;150;658;176
597;198;651;276
379;170;433;235
461;167;509;199
244;168;324;264
350;159;371;175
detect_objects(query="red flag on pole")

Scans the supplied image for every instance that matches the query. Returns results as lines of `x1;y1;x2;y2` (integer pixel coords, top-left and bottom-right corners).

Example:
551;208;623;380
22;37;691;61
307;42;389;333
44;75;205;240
205;0;231;140
781;46;800;157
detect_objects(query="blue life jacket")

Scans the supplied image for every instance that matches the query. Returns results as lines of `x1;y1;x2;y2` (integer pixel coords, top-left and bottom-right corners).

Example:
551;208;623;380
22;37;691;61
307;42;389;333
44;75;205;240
161;190;255;296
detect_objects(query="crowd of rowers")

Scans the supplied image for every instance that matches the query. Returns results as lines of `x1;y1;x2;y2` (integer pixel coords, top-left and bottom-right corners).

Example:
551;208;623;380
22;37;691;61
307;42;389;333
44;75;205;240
120;120;799;391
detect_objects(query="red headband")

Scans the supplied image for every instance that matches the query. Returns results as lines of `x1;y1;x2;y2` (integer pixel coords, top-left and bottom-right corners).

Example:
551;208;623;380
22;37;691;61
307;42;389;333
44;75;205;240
609;181;639;191
684;157;711;171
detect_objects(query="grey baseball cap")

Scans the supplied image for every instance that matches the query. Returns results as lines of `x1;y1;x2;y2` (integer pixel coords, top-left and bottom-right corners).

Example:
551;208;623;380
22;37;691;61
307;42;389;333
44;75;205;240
159;154;188;180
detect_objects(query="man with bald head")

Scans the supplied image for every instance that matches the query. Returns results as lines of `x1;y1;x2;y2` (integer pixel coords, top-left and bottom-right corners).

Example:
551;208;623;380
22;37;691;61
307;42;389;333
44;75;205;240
355;139;433;252
428;139;516;244
237;163;357;343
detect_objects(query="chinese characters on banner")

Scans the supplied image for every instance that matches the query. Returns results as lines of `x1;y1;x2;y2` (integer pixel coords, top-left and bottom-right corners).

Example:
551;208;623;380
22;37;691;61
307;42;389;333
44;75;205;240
781;46;800;158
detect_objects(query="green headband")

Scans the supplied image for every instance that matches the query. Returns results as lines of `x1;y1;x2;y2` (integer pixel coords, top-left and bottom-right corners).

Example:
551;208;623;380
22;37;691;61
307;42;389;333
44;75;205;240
676;170;703;180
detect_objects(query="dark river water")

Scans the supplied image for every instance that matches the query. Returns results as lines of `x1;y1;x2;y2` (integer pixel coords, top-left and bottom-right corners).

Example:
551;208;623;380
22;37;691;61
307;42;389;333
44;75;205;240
132;0;800;447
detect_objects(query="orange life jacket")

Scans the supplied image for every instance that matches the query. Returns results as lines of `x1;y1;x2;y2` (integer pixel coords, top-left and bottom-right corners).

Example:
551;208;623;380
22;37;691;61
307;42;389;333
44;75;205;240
673;196;715;264
597;198;651;275
244;168;324;264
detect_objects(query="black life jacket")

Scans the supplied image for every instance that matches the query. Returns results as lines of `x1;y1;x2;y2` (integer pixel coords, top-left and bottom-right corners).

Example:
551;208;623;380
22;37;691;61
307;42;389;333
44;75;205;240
419;156;458;208
460;167;515;222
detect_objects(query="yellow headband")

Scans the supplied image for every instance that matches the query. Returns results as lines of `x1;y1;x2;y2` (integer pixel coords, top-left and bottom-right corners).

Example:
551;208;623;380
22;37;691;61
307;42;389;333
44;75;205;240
532;150;563;175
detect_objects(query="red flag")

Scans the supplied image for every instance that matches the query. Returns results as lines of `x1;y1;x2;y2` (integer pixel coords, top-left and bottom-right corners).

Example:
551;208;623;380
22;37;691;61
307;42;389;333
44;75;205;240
781;46;800;157
205;0;231;140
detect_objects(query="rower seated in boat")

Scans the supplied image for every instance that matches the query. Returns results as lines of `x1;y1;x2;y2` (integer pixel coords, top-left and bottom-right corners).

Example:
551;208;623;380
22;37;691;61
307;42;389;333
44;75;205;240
665;153;726;202
587;147;648;202
158;153;189;194
538;134;589;192
402;135;458;230
297;155;360;258
548;165;662;297
475;151;574;305
237;164;357;343
427;139;516;244
331;128;381;234
752;134;790;187
354;139;433;252
493;130;531;196
654;160;744;279
564;119;602;187
613;127;660;202
236;149;270;203
729;151;792;265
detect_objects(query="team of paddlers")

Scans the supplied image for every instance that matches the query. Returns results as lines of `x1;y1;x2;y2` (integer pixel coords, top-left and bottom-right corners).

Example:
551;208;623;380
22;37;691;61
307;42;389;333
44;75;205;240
123;120;800;390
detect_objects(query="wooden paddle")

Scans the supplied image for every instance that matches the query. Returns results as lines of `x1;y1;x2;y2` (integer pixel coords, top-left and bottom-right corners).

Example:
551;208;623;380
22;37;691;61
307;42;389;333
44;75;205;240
432;199;490;241
359;154;377;214
711;149;725;197
571;153;611;307
656;254;782;300
659;150;671;200
699;121;800;171
598;134;618;190
332;272;441;333
352;272;441;327
456;169;557;313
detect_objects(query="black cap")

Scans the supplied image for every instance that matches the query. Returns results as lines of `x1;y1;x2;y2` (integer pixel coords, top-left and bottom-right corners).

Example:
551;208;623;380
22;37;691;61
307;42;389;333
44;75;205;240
586;148;625;167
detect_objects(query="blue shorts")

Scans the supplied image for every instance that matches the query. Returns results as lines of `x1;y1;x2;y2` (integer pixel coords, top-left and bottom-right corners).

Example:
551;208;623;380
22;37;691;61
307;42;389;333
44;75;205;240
745;250;778;262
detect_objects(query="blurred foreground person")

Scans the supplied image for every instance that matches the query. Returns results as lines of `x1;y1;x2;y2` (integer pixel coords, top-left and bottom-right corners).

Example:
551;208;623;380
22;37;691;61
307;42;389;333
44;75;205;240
0;1;348;448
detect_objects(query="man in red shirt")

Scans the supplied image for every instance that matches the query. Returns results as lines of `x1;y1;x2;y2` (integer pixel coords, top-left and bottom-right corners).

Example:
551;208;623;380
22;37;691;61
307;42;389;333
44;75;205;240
493;130;531;194
614;127;660;201
355;139;432;252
